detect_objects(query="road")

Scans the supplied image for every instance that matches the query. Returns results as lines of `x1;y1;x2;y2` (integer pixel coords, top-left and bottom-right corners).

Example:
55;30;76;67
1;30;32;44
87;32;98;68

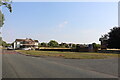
2;50;118;78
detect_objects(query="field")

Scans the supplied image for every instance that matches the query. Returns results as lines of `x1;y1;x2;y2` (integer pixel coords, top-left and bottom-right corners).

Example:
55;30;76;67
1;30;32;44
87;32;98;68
16;50;119;59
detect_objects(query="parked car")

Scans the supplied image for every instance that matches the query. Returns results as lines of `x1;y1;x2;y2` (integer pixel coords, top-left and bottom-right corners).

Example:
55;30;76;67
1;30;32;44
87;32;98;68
7;47;13;50
22;48;31;50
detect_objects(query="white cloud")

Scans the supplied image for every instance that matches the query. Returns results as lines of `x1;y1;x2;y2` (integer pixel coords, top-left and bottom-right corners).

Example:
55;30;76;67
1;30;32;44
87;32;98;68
58;21;68;28
64;21;68;24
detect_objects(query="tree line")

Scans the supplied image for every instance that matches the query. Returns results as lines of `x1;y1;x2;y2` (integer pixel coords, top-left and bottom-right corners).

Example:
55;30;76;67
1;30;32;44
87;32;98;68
39;40;100;49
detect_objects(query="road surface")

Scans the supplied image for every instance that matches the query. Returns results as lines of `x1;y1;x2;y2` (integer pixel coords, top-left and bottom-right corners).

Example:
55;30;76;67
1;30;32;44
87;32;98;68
2;50;118;78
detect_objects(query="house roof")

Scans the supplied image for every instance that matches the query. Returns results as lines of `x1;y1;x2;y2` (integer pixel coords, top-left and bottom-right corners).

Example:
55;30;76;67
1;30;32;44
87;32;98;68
15;39;25;42
34;40;39;42
15;38;39;42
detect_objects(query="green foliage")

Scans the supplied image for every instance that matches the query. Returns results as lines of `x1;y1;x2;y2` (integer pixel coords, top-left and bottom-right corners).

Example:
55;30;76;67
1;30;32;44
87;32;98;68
6;43;11;47
100;27;120;49
65;44;69;48
0;40;7;47
48;40;59;47
0;37;11;47
0;12;4;27
91;43;98;52
2;40;7;47
40;42;48;47
96;44;101;48
0;0;12;12
72;44;76;48
92;43;98;48
107;27;120;49
59;43;70;48
0;0;12;27
38;43;41;47
59;43;66;48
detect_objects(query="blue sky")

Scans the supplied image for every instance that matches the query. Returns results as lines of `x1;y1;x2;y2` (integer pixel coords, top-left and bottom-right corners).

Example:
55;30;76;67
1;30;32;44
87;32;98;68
2;2;117;44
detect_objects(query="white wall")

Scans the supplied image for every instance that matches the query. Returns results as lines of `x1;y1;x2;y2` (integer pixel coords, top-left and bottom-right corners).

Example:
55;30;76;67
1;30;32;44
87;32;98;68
13;41;21;49
16;42;20;48
35;42;38;46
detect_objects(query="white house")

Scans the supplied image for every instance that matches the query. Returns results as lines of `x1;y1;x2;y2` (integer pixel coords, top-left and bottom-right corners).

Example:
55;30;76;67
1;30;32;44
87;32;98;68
13;38;39;50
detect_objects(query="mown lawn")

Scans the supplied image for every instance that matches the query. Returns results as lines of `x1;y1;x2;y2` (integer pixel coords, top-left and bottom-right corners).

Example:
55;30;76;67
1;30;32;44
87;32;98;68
16;50;119;59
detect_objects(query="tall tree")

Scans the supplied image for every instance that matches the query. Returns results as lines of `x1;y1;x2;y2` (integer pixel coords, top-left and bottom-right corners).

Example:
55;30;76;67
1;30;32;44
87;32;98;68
107;27;120;49
0;0;12;27
0;0;12;45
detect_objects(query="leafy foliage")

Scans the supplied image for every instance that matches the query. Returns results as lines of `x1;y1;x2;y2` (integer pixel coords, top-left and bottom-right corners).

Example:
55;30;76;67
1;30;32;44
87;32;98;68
100;27;120;49
0;11;4;27
48;40;59;47
107;27;120;49
40;42;48;47
0;37;9;47
0;0;12;27
0;0;12;12
92;43;100;48
59;43;70;48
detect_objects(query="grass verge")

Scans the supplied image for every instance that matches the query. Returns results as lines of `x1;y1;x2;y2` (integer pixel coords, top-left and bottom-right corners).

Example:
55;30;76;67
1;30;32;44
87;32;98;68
16;50;119;59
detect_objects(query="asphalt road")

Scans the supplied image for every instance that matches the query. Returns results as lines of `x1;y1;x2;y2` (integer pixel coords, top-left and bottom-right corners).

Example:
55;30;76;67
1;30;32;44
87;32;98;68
2;50;118;78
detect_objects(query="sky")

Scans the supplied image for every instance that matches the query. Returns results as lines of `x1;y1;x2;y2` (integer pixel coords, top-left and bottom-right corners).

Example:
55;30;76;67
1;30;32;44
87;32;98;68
12;0;119;2
2;2;118;44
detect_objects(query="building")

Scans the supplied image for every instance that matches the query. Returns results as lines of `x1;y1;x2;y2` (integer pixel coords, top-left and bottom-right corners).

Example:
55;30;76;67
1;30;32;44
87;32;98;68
13;38;39;50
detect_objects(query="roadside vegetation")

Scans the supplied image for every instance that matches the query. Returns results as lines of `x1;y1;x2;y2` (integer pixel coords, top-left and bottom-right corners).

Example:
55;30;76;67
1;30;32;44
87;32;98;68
39;40;100;49
16;50;119;59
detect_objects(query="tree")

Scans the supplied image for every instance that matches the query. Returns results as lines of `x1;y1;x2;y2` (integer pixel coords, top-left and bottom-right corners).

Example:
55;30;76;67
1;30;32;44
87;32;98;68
6;43;11;47
107;27;120;49
65;44;69;48
38;43;41;47
59;43;69;48
59;43;66;48
0;0;12;27
72;44;76;48
99;34;108;49
40;42;48;47
48;40;59;47
100;34;109;40
92;43;98;48
2;40;7;47
96;44;101;48
0;38;8;47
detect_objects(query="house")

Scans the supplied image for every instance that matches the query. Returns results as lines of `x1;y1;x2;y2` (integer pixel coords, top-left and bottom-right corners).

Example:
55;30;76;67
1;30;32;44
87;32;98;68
13;38;39;50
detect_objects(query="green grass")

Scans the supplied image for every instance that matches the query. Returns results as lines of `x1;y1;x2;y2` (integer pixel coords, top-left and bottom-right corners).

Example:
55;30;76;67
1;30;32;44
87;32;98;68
16;50;119;59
